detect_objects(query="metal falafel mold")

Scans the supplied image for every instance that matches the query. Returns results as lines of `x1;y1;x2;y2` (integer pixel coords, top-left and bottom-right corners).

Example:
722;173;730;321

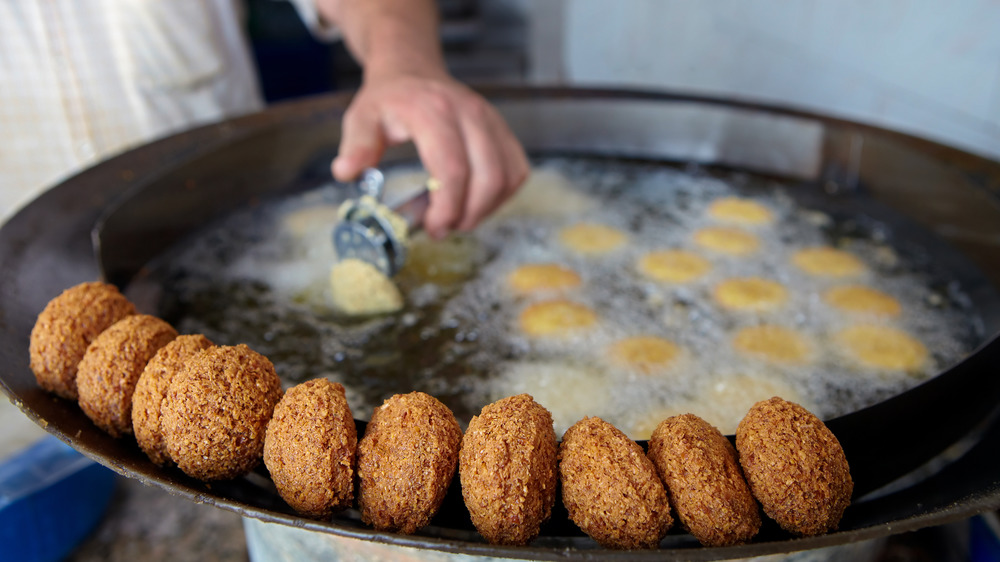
332;167;430;277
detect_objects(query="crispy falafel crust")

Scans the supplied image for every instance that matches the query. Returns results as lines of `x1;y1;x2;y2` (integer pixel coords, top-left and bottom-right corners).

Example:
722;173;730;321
263;379;357;519
356;392;462;534
76;315;177;437
460;394;558;545
29;282;136;399
161;344;283;481
559;417;673;549
648;414;760;546
736;397;853;536
132;335;214;465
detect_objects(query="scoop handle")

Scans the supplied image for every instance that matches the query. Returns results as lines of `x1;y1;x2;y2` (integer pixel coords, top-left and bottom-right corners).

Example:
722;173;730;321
391;188;431;232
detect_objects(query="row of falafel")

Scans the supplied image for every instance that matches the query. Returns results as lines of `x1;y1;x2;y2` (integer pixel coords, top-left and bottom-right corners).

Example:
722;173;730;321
28;281;853;550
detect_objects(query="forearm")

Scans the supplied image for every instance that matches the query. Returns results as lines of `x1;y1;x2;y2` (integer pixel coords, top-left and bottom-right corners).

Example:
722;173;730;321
315;0;447;79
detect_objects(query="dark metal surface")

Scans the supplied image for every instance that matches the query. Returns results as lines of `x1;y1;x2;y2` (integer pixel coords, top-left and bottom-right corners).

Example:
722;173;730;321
3;88;1000;560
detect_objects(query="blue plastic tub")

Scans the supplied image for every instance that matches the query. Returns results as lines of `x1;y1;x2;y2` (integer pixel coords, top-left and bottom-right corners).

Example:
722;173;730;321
0;437;117;562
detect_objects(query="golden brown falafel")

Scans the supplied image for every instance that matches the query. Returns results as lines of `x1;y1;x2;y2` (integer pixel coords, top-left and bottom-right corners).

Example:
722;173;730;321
264;379;357;519
835;324;928;372
76;315;177;437
559;417;673;549
732;325;813;365
706;197;775;226
735;397;853;536
607;336;681;375
637;250;711;284
714;278;789;312
791;247;865;278
823;285;902;318
648;414;760;546
29;281;136;399
693;227;760;256
558;223;628;255
460;394;558;545
161;344;283;481
518;299;598;337
132;334;214;465
506;263;582;295
356;392;462;534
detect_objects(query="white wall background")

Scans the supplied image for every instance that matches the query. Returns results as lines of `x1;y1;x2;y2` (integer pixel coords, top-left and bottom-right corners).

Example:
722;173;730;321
524;0;1000;160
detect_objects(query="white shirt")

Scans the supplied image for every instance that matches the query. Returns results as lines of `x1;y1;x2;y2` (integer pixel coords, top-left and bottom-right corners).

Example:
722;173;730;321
0;0;334;221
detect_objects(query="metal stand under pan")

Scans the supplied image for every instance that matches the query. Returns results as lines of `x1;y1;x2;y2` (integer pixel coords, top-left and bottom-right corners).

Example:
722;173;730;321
3;88;1000;560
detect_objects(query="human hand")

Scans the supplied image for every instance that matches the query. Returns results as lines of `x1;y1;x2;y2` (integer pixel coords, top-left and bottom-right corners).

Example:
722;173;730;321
331;71;529;239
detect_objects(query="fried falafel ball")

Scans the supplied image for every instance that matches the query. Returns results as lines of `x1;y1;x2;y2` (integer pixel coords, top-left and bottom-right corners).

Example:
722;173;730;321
29;281;137;399
791;247;865;278
706;197;775;227
637;250;711;284
714;277;789;312
735;397;853;536
559;417;673;549
558;223;628;255
264;379;357;519
356;392;462;534
506;263;582;295
732;324;813;365
648;414;760;546
835;324;928;372
132;335;215;465
460;394;558;545
823;285;902;318
518;299;598;338
161;344;283;481
693;227;760;256
607;336;681;376
76;315;177;437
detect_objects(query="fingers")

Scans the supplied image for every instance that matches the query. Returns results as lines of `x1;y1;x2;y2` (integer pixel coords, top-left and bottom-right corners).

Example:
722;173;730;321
332;100;385;182
401;94;471;239
454;101;508;232
334;78;529;237
415;93;529;236
494;114;531;208
456;100;531;232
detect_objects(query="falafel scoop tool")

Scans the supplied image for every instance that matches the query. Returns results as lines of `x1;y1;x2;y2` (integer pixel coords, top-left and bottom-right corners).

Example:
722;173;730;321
332;168;432;277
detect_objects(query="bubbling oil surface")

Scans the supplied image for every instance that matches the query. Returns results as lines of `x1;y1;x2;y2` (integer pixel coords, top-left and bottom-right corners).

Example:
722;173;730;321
149;158;982;437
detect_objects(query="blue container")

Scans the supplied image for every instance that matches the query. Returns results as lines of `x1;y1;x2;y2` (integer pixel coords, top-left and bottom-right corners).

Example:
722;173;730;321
971;512;1000;562
0;437;117;562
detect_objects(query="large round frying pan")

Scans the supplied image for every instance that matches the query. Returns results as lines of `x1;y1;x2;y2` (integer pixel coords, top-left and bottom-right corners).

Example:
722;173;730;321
2;88;1000;560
